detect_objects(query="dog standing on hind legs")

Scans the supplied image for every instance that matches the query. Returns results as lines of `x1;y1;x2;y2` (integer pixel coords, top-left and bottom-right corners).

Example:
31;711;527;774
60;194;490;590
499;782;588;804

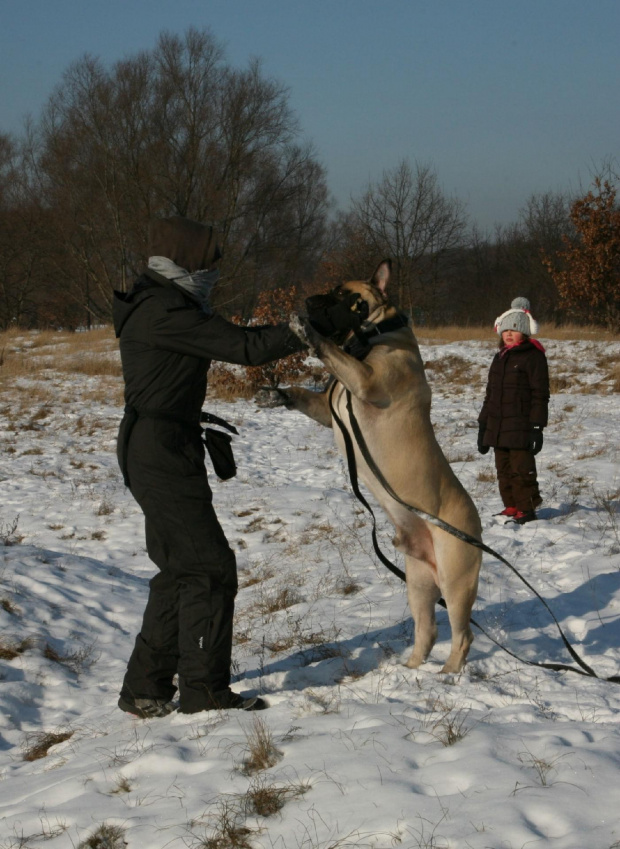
260;259;482;673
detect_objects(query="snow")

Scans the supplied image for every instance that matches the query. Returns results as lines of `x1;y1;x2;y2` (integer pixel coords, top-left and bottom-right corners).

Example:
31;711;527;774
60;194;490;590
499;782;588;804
1;333;619;849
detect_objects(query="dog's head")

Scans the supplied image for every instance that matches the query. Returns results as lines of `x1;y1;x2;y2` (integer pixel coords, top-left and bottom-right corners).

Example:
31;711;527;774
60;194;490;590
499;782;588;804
305;259;391;343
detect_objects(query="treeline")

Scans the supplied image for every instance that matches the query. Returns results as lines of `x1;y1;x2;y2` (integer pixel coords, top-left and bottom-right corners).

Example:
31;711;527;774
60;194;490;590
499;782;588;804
0;28;618;331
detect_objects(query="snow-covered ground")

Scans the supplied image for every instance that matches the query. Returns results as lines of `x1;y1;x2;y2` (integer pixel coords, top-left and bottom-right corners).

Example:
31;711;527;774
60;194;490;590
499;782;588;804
1;332;619;849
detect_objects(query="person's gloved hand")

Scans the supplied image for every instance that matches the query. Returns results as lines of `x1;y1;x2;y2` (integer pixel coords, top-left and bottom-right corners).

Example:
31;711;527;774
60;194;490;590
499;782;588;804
529;424;544;455
289;315;322;357
477;425;490;455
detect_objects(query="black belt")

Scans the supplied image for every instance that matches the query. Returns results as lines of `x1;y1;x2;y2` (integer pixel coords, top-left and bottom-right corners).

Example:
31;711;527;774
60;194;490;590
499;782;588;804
118;406;238;487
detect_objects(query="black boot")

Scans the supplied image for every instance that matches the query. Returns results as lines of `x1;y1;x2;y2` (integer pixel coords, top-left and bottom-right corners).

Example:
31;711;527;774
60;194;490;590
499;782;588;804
118;694;176;718
179;685;267;714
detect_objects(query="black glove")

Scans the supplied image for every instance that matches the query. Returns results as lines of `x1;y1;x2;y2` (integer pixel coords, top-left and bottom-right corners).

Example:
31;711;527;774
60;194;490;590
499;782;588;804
529;425;544;455
305;291;368;341
477;425;490;455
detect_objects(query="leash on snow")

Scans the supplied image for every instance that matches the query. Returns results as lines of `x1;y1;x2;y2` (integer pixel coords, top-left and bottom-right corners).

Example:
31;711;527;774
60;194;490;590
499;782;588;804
327;382;620;684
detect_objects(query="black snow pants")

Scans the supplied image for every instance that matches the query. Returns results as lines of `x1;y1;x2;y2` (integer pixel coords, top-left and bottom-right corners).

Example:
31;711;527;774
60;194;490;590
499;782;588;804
119;416;238;713
494;448;542;512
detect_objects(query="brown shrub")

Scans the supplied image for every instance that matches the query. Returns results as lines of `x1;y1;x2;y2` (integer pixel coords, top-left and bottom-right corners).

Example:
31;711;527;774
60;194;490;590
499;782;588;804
208;364;255;401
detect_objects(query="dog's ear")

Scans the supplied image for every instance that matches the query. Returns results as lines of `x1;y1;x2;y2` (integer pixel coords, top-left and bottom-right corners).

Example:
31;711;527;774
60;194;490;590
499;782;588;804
371;259;392;294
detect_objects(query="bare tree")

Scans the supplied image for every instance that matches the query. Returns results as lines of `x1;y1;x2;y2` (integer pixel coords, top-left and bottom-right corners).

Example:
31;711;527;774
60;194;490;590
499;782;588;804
333;160;467;319
18;27;328;326
0;133;55;328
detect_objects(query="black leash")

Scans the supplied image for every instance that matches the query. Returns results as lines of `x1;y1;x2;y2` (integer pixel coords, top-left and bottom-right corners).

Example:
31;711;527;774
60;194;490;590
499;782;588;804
328;382;620;683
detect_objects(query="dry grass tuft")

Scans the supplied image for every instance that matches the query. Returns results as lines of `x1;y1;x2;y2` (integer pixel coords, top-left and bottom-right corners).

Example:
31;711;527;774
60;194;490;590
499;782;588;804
239;716;282;775
0;636;32;660
194;798;257;849
1;596;20;615
109;774;133;795
242;775;309;818
0;515;23;545
77;823;127;849
253;586;303;617
22;729;74;762
423;697;474;747
43;641;96;675
335;578;361;596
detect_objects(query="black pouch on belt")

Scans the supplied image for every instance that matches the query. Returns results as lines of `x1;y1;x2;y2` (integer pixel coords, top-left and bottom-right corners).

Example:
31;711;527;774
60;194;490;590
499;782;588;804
203;427;237;480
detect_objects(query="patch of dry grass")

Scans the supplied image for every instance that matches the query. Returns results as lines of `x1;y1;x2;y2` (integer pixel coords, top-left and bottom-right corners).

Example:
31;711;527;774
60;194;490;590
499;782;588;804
0;326;120;384
0;636;33;660
253;586;303;617
238;715;282;775
192;798;258;849
603;362;620;392
22;729;74;762
59;354;122;377
242;775;309;817
77;823;127;849
416;322;619;344
550;374;578;393
43;641;97;675
1;596;20;615
0;515;24;545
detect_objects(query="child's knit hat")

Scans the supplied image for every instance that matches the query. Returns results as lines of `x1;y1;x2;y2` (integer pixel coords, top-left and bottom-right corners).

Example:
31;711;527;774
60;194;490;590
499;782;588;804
494;297;539;336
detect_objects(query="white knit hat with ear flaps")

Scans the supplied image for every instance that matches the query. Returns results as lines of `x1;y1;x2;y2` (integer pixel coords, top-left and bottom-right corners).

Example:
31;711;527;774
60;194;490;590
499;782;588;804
494;297;539;336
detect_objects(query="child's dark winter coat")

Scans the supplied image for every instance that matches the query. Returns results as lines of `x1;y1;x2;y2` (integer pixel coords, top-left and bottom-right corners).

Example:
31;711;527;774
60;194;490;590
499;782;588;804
478;339;549;450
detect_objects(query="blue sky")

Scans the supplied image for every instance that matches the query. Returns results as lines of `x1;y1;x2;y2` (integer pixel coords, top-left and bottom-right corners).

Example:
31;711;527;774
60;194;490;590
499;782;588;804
1;0;619;231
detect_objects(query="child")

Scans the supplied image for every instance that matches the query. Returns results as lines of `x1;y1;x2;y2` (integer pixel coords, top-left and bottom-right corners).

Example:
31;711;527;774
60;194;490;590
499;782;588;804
477;297;550;525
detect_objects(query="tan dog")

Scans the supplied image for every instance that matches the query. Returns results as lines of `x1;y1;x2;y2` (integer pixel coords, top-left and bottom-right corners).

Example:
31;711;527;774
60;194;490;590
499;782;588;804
267;259;482;673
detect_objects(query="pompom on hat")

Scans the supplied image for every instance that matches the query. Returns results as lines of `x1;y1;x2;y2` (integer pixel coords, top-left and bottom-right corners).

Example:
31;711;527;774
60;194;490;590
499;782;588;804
494;297;539;336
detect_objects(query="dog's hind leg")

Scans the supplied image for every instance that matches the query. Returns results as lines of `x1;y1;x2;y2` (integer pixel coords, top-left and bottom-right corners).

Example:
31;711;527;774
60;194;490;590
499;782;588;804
403;557;441;669
435;539;481;673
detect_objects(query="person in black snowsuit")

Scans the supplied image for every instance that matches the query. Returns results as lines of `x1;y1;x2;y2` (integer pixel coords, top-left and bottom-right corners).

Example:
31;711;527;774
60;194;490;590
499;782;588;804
113;216;305;717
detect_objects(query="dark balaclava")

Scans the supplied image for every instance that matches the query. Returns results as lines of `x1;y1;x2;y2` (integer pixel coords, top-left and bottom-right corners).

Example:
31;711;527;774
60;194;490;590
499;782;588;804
148;216;222;272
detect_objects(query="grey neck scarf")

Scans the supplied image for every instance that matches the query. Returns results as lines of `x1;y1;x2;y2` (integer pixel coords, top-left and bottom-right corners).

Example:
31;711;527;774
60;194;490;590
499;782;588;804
148;256;218;313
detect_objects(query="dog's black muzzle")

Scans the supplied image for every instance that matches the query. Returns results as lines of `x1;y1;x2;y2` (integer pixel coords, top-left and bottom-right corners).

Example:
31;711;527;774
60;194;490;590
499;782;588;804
305;289;369;344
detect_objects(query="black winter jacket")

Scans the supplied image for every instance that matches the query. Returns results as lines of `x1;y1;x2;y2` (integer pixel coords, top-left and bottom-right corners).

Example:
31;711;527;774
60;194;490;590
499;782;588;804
478;340;550;450
113;273;304;422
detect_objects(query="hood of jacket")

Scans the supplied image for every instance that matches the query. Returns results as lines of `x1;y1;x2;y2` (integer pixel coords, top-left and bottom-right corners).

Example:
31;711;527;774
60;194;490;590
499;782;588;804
147;216;221;273
113;276;163;338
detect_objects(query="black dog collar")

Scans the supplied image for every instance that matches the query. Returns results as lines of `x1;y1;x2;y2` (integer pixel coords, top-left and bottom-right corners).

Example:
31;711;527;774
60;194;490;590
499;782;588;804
343;312;409;359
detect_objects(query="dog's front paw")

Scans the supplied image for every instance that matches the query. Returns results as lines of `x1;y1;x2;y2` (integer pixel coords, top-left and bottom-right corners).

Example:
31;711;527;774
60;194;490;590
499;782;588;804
289;315;322;357
255;387;293;409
